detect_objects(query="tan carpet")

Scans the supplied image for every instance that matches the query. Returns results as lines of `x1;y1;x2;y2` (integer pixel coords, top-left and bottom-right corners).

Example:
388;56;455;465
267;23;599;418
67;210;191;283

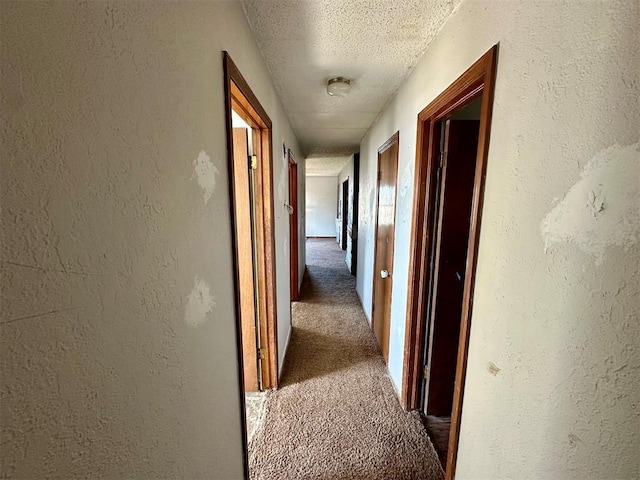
248;239;444;480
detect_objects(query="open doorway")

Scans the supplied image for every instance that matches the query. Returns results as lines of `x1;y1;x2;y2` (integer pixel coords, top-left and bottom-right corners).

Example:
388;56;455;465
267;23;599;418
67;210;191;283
223;53;279;467
288;151;299;301
402;47;498;480
340;179;348;250
421;98;481;466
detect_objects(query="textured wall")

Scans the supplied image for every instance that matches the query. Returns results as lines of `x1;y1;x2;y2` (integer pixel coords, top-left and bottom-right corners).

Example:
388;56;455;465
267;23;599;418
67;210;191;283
356;0;639;478
242;0;463;151
305;176;338;237
0;1;302;477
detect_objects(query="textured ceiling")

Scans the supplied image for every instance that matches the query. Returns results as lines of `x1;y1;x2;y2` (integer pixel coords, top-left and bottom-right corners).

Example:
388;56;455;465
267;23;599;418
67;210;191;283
242;0;461;155
305;156;351;176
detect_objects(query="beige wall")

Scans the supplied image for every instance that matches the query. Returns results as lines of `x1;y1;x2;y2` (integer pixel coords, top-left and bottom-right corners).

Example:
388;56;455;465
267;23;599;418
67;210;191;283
306;176;339;237
0;1;301;477
357;0;639;478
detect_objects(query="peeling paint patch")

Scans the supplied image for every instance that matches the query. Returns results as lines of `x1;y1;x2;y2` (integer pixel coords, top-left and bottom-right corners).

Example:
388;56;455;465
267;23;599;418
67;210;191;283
193;150;219;204
541;142;640;263
185;276;216;326
487;362;501;376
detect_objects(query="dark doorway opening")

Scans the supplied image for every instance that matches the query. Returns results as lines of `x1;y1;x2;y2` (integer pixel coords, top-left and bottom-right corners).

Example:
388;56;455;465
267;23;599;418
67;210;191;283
421;98;481;467
350;153;360;276
340;179;348;251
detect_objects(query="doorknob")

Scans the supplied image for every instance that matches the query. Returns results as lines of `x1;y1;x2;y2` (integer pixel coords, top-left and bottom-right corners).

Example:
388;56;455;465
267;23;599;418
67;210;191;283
380;269;390;279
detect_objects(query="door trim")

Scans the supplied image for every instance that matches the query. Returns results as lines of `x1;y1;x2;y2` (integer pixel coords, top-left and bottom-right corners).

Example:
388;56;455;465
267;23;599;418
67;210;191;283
288;151;299;301
224;52;279;395
401;46;498;480
371;131;400;361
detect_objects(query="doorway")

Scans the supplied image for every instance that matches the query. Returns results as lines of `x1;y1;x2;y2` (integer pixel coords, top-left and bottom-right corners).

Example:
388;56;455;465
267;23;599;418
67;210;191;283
288;151;299;301
350;153;360;276
223;53;279;472
402;46;498;479
340;179;348;251
372;132;399;362
421;101;480;467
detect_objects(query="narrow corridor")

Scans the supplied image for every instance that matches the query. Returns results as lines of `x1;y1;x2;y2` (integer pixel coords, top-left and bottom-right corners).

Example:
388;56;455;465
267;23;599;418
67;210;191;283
249;239;443;480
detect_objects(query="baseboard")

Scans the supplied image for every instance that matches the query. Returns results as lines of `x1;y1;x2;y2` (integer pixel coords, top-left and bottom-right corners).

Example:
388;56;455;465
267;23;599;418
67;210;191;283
278;325;293;381
298;265;307;291
306;235;337;239
355;288;371;325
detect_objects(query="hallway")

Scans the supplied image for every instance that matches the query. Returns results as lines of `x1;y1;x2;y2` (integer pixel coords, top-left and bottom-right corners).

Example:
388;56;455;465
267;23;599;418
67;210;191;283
249;239;443;480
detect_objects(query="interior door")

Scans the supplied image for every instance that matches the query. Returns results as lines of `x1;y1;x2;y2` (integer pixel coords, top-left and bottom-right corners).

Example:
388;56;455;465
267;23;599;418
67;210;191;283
288;157;299;301
372;133;399;362
422;119;480;415
233;127;261;392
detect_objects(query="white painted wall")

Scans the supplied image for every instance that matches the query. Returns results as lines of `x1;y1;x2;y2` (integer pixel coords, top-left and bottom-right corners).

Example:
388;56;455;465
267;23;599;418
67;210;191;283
305;176;338;237
0;1;302;477
356;1;639;478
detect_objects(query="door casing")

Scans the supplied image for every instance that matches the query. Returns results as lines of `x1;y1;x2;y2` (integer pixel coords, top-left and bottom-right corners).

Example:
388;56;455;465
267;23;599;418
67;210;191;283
224;53;280;478
401;46;498;480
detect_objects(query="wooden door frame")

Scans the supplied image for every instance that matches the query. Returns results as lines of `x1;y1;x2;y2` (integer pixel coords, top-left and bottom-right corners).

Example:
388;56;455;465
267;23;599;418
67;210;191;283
288;151;299;301
224;52;279;398
401;46;498;480
371;131;400;360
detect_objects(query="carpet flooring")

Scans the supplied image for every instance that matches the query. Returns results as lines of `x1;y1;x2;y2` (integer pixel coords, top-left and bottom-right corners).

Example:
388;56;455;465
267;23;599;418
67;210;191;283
248;238;444;480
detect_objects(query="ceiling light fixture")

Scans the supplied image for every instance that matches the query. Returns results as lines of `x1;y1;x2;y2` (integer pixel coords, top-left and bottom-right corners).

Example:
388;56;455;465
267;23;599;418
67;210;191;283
326;77;352;97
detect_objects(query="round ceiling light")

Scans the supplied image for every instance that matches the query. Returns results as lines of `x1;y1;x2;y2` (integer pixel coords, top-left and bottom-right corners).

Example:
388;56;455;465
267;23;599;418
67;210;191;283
327;77;352;97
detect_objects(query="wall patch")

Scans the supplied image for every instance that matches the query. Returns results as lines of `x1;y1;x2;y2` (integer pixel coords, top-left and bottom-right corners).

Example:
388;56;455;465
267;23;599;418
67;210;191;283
540;142;640;263
185;276;216;326
193;150;219;205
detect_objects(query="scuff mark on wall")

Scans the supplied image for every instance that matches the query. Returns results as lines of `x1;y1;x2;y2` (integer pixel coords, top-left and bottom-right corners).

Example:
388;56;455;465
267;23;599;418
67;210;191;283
540;142;640;263
487;362;501;376
192;150;219;205
184;276;216;326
